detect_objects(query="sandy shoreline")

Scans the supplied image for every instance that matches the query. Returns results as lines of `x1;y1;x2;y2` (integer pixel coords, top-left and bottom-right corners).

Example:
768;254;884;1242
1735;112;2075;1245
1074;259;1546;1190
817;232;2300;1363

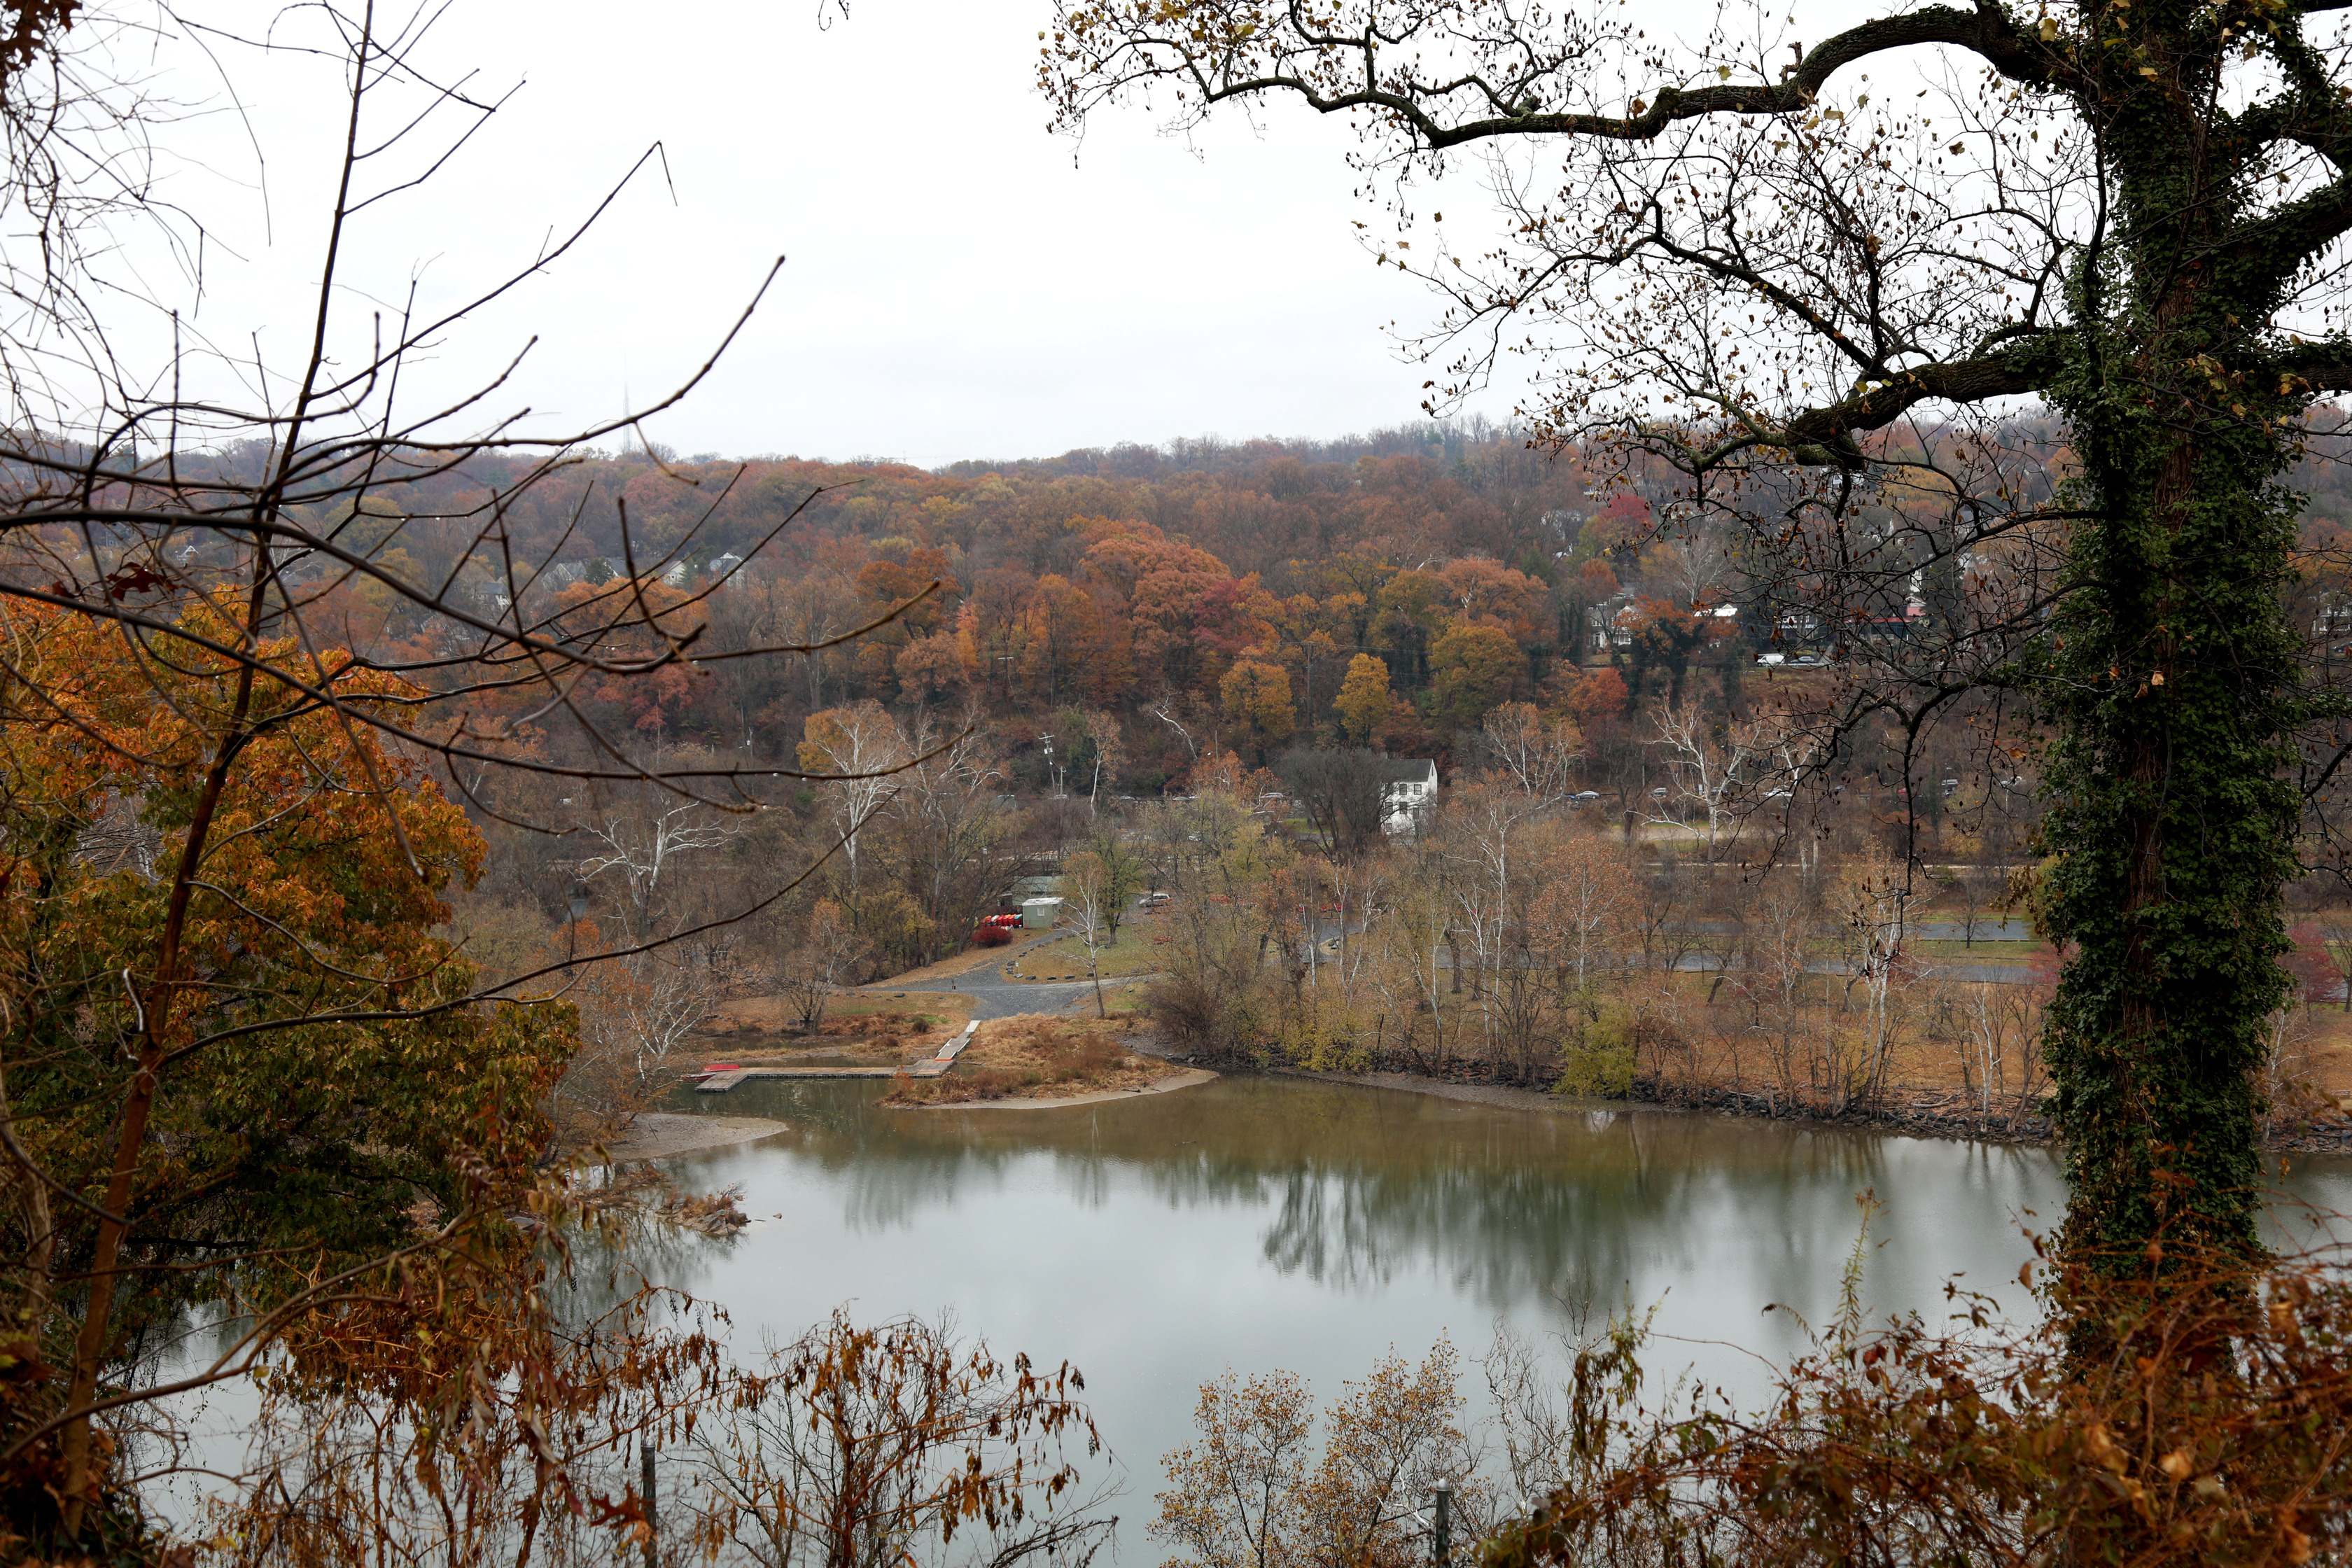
598;1113;790;1161
905;1067;1218;1110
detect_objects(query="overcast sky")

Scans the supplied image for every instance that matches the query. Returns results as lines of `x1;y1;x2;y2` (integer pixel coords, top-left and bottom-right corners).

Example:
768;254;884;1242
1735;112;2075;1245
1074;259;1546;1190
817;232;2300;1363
99;1;1553;469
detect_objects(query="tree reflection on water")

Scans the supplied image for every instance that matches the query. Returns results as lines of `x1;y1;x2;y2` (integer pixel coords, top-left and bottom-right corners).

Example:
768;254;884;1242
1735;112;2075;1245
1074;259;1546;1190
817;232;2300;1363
661;1076;2066;1320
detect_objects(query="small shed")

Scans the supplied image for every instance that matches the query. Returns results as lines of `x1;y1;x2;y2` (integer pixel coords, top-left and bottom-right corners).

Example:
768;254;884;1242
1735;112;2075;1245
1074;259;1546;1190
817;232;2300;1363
1018;896;1064;930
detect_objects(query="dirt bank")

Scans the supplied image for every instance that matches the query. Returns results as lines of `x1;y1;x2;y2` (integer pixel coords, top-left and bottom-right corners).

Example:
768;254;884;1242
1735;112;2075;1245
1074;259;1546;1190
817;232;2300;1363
597;1114;788;1161
907;1066;1219;1110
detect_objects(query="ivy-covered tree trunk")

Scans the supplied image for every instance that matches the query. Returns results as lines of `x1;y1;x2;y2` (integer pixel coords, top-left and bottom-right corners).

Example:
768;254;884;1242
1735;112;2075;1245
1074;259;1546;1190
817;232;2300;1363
2040;32;2311;1264
2042;424;2304;1262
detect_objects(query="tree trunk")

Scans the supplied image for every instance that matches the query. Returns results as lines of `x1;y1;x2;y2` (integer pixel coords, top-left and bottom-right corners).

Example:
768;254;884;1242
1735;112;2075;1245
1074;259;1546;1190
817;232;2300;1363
2044;397;2300;1269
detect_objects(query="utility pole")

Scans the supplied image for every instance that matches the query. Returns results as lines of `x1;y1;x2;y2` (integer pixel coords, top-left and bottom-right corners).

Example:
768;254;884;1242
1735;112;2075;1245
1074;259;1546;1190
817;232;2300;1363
1432;1479;1452;1568
641;1440;658;1568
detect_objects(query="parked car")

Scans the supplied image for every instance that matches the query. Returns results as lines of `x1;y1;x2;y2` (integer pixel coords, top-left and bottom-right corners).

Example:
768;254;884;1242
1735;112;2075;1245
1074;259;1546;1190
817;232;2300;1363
1756;652;1786;666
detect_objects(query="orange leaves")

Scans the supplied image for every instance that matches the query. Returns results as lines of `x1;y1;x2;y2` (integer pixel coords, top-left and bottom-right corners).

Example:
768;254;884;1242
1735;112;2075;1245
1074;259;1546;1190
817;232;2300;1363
1;595;582;1446
1219;659;1297;747
1335;652;1392;744
1480;1243;2352;1568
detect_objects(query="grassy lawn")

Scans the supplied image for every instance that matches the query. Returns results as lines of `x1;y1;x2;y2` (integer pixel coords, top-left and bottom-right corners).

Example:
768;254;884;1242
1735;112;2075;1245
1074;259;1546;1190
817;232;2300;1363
1005;916;1175;981
819;991;976;1030
1906;938;2041;961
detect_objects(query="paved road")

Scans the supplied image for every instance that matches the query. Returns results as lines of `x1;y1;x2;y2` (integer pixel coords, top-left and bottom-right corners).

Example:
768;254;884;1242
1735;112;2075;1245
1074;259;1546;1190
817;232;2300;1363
874;962;1108;1021
1662;953;2031;983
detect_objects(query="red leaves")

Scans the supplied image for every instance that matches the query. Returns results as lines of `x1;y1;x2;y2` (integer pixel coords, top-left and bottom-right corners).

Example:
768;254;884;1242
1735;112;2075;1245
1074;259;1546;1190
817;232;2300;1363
102;562;169;601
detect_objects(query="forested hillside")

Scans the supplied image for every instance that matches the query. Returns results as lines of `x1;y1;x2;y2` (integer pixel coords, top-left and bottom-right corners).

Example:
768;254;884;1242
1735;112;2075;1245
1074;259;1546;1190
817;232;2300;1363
268;419;1614;780
43;412;2352;1117
195;414;2291;783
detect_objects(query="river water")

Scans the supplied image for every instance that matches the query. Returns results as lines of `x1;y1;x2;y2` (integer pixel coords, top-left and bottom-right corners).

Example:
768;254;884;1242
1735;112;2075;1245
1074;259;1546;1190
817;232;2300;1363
647;1074;2352;1553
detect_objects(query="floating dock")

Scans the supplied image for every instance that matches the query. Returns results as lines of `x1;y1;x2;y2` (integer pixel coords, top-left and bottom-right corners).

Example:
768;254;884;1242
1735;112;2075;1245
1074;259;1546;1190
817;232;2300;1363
694;1023;979;1093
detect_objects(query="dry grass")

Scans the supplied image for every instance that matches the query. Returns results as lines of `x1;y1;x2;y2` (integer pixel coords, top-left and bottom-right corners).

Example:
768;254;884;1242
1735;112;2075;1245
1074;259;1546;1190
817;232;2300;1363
878;928;1063;984
881;1015;1175;1105
1639;968;2344;1120
706;991;974;1033
684;1005;957;1070
2292;1004;2352;1100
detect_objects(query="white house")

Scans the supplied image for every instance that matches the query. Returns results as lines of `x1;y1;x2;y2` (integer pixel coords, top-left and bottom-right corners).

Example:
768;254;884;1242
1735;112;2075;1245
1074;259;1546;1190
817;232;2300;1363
1377;759;1439;834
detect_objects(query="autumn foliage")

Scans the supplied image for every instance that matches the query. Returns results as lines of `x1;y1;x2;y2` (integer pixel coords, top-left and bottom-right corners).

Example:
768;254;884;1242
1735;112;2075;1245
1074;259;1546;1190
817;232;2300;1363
0;601;583;1550
1483;1212;2352;1568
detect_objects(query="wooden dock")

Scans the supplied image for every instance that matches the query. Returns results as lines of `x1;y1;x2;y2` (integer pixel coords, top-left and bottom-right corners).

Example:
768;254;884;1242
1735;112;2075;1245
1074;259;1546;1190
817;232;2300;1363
695;1023;978;1093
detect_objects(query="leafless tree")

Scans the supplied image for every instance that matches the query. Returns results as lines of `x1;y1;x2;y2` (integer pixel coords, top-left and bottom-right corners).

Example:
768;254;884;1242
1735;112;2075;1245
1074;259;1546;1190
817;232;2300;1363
776;898;870;1034
574;764;746;944
801;699;915;892
1833;850;1916;1110
1648;703;1772;866
1480;701;1581;805
1730;872;1821;1106
683;1312;1116;1568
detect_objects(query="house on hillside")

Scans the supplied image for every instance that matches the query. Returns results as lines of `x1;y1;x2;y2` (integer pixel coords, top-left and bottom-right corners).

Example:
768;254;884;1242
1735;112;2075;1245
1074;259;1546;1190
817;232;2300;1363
1587;594;1642;652
1378;759;1440;834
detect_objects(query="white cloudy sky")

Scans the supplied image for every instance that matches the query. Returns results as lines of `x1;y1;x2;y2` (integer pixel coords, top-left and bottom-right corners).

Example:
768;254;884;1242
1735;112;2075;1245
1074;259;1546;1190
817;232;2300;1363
83;1;1558;468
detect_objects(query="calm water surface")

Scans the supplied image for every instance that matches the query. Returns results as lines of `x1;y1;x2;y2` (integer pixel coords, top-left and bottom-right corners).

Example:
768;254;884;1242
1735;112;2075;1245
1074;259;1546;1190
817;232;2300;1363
643;1074;2352;1546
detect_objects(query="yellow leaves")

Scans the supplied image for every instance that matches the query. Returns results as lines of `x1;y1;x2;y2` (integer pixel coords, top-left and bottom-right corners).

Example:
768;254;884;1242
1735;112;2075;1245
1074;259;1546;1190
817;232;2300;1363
2082;1421;2127;1472
2040;15;2061;38
2160;1447;2194;1480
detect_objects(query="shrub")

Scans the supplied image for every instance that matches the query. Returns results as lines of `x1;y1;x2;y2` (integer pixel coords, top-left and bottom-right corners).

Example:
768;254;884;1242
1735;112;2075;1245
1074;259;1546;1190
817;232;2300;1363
1553;1007;1637;1098
1483;1210;2352;1568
